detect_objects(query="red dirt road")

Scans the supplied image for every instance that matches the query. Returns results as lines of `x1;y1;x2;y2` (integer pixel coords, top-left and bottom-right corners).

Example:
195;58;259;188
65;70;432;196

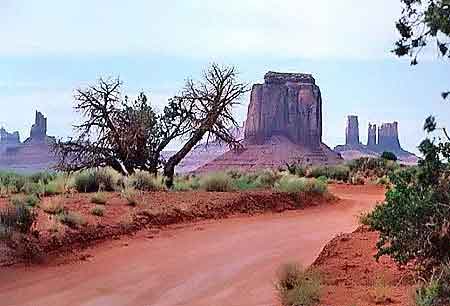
0;185;385;306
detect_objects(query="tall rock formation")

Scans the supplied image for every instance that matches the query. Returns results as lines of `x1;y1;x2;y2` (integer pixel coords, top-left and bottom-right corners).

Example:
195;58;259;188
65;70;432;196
198;71;342;173
0;128;20;145
244;72;322;148
367;123;377;147
0;111;56;172
378;122;401;152
334;116;417;164
28;111;48;143
345;115;360;146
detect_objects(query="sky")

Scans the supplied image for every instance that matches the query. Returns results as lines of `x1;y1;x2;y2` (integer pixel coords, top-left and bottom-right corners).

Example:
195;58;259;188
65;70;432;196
0;0;449;153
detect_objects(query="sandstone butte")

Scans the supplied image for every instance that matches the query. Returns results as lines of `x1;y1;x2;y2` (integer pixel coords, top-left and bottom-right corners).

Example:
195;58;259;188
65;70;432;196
197;72;343;172
334;115;418;164
0;111;56;173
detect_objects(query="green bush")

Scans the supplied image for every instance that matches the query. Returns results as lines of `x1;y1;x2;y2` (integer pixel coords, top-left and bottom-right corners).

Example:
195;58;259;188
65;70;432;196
308;165;350;182
91;192;108;205
255;169;281;187
173;175;200;191
122;188;140;206
21;181;44;195
0;205;37;234
381;151;398;161
42;200;65;215
414;263;450;306
0;172;27;194
367;165;450;266
232;175;261;191
58;211;87;228
275;176;327;195
199;173;234;192
10;194;40;208
275;263;322;306
44;177;66;196
128;171;165;192
29;172;56;184
91;205;105;217
285;162;307;177
72;168;121;193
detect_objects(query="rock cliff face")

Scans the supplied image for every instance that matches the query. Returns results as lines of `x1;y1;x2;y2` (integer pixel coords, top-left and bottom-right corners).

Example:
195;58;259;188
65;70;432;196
378;122;401;152
244;72;322;148
198;72;342;172
345;115;360;146
367;124;377;147
0;111;56;173
334;115;418;164
26;111;48;143
0;128;20;145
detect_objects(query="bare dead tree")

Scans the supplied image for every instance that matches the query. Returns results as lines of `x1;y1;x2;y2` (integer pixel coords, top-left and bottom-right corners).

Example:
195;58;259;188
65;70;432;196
163;64;249;188
54;77;189;175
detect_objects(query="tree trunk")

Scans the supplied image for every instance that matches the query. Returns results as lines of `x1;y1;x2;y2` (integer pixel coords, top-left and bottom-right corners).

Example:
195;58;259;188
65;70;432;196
164;130;206;188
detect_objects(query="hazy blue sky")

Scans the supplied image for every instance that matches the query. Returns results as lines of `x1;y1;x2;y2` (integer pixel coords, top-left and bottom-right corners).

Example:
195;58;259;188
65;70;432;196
1;0;448;153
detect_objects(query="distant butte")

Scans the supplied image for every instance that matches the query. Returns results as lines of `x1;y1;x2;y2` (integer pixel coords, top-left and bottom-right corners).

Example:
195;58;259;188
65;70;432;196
334;115;418;164
0;111;56;173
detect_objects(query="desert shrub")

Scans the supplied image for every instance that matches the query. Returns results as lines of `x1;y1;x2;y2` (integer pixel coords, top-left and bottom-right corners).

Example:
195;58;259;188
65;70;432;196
376;176;390;186
226;169;244;179
232;175;261;191
95;167;121;191
414;264;450;306
347;157;400;178
58;211;87;228
42;200;65;215
173;175;200;191
372;275;392;304
0;205;36;234
91;192;108;205
72;170;98;193
316;176;328;184
21;181;44;195
29;172;56;184
199;173;234;192
308;165;350;182
10;194;40;208
72;168;121;193
367;160;450;267
275;263;322;306
381;151;398;161
91;205;105;217
350;174;365;185
285;162;307;177
0;172;27;194
44;177;67;196
122;188;140;206
255;169;281;187
127;171;165;192
275;176;327;195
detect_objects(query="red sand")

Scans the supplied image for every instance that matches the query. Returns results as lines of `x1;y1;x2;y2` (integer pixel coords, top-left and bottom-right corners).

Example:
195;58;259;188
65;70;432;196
0;184;386;306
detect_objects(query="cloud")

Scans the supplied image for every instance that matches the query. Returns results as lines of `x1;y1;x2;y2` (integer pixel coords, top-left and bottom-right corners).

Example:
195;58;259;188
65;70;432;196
0;0;401;59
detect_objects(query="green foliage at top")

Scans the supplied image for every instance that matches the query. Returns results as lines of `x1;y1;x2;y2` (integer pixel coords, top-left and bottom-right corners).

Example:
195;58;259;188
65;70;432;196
381;151;398;161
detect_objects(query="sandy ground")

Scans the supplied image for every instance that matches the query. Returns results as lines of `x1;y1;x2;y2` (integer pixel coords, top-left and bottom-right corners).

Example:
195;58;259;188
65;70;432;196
0;184;385;306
